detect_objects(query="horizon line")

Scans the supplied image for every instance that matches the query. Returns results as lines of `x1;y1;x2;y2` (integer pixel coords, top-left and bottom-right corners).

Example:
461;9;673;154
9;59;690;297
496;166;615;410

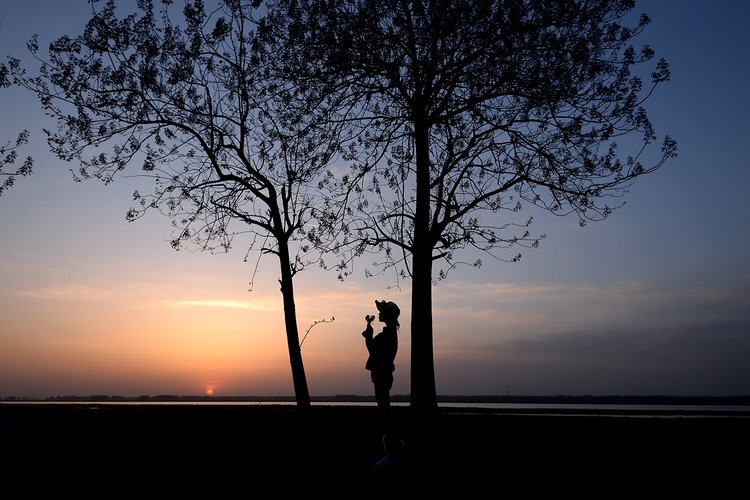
4;394;750;402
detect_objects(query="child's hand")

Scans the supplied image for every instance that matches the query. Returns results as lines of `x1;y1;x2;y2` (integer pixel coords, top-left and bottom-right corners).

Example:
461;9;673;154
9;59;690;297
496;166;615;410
362;322;374;338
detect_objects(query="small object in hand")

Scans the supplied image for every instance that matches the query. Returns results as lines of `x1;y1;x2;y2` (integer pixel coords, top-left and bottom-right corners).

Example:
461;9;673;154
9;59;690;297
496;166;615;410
365;314;375;323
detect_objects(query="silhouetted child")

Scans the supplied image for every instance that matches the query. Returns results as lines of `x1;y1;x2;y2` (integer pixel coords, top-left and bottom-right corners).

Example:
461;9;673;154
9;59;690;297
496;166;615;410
362;300;404;468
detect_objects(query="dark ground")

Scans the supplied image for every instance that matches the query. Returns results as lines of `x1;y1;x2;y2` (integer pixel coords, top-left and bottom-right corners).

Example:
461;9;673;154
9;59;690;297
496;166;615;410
2;403;748;497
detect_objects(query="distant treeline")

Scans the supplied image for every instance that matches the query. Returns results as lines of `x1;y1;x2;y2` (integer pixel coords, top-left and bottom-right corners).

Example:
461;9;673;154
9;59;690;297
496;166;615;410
3;394;750;405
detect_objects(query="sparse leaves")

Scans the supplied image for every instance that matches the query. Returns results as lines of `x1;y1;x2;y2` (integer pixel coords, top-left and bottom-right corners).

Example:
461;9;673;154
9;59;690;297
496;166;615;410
276;0;675;282
11;0;351;408
269;0;676;410
1;29;34;197
0;130;34;198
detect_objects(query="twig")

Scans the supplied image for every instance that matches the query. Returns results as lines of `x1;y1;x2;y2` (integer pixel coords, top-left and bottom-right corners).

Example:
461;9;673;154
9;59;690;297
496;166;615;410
299;316;335;348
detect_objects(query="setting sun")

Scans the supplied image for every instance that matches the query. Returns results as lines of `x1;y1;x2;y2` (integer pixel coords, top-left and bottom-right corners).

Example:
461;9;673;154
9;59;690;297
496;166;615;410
206;388;214;396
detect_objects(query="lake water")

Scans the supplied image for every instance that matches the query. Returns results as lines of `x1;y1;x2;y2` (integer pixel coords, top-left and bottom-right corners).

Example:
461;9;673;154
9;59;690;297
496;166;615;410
4;400;750;417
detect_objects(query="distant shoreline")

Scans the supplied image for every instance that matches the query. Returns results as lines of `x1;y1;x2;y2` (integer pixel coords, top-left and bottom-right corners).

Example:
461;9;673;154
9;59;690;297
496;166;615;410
3;393;750;405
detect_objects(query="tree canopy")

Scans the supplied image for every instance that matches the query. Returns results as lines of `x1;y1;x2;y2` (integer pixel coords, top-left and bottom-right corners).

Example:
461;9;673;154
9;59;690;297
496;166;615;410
18;0;344;409
269;0;677;411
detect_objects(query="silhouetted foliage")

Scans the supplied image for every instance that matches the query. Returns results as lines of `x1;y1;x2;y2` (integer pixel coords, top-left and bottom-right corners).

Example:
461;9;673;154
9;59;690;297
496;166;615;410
1;34;33;198
15;0;345;409
267;0;677;411
0;129;33;198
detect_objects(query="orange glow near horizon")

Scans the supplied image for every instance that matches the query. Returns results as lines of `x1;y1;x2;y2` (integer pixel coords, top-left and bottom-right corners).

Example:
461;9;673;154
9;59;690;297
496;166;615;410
0;276;395;397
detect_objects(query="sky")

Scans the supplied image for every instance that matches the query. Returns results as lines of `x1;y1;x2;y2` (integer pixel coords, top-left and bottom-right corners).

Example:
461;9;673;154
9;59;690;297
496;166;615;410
1;1;749;399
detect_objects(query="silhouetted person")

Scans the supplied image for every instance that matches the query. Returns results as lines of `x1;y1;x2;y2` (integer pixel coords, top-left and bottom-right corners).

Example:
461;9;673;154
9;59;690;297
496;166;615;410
362;299;403;468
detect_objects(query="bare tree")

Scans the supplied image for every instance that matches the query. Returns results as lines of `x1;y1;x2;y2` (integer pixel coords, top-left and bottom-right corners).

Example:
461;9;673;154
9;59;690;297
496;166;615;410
16;0;342;410
270;0;677;412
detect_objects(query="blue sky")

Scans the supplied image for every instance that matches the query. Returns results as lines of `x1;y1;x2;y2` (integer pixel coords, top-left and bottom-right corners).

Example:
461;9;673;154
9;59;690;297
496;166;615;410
1;1;749;398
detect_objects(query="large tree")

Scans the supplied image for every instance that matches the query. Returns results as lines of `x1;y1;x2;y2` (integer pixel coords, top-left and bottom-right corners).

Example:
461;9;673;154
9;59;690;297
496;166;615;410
270;0;677;412
17;0;342;409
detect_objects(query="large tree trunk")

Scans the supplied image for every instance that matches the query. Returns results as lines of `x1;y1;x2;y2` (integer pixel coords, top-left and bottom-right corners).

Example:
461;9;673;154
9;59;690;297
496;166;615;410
410;246;437;412
410;117;439;413
278;239;311;411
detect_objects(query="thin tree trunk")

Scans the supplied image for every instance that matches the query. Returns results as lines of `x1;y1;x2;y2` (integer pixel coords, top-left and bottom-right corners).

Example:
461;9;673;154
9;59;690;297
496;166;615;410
278;239;311;411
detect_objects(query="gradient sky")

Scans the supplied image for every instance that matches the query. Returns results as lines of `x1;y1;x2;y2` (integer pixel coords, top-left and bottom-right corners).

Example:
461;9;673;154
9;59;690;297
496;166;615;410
1;1;749;399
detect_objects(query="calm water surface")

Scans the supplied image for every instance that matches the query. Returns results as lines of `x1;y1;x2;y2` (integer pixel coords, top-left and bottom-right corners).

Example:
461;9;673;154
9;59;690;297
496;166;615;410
5;400;750;416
